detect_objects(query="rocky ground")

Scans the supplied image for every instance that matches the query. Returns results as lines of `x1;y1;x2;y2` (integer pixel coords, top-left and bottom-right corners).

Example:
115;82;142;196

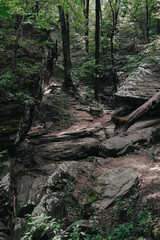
1;79;160;239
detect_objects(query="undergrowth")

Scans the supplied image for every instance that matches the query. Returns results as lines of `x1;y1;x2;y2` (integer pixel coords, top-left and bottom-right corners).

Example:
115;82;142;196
24;193;160;240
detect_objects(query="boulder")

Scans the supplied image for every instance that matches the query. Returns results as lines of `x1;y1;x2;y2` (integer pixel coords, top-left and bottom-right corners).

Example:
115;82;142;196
99;128;151;157
90;107;103;117
116;67;160;106
13;218;26;240
0;152;11;220
66;219;98;233
20;123;106;164
148;144;160;162
32;162;81;221
16;174;48;217
91;167;139;209
0;232;11;240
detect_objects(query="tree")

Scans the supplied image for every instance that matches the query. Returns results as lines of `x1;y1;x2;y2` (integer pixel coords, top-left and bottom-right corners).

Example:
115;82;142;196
83;0;90;54
112;92;160;135
122;0;157;43
108;0;121;92
95;0;100;100
59;5;73;88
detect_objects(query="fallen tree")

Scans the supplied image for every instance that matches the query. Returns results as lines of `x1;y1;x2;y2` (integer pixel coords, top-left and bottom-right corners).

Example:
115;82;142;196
112;91;160;135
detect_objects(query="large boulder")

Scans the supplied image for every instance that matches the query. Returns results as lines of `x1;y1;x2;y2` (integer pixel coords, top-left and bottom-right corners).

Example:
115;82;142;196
0;152;11;238
91;167;139;209
0;152;11;220
99;128;151;157
15;164;57;218
116;67;160;106
19;123;106;164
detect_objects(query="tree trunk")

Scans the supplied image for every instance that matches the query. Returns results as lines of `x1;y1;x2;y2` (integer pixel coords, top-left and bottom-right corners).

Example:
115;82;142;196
95;0;100;100
112;92;160;135
14;15;25;72
146;0;150;43
157;19;160;34
109;0;120;93
59;6;72;88
66;13;71;68
85;0;90;54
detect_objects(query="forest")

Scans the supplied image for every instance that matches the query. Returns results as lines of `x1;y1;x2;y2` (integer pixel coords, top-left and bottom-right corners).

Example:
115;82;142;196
0;0;160;239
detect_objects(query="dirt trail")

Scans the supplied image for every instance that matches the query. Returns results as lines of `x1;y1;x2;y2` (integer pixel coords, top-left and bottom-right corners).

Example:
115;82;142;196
32;81;160;210
66;83;160;208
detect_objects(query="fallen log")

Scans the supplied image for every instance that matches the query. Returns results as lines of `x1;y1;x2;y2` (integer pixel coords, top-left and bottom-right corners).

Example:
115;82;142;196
112;91;160;135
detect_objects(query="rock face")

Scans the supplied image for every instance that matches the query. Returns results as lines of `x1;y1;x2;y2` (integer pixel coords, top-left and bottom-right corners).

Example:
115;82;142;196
92;167;139;210
116;67;160;106
0;152;11;238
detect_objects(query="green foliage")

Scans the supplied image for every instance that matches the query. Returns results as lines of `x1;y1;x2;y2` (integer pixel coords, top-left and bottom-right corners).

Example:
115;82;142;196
122;36;160;74
77;57;95;84
0;150;7;158
24;213;67;240
69;223;105;240
88;189;97;203
39;40;53;48
107;196;155;240
0;7;10;18
0;70;35;103
24;213;105;240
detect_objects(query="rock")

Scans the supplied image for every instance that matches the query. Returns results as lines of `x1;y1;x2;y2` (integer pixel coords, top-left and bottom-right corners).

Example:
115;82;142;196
152;222;160;240
0;232;11;240
32;161;94;222
148;144;160;161
90;107;103;117
20;123;105;163
99;128;151;157
27;130;48;139
91;167;139;210
33;162;79;221
0;103;35;148
29;122;104;144
116;67;160;106
13;218;26;240
29;137;99;164
16;174;48;217
44;121;53;129
0;152;11;220
66;219;98;233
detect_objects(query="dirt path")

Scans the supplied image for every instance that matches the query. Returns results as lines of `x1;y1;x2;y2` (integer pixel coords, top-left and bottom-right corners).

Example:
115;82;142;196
31;80;160;212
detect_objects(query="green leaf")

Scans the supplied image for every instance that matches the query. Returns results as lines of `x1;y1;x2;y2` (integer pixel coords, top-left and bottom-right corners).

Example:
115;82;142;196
0;7;10;18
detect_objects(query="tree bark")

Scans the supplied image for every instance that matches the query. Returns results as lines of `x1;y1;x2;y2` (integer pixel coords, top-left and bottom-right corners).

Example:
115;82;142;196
146;0;150;43
85;0;90;54
109;0;120;93
59;6;72;88
112;92;160;135
66;12;71;68
95;0;100;100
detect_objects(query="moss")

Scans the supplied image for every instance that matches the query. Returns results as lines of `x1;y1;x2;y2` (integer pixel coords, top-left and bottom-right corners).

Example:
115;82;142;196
88;189;98;203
